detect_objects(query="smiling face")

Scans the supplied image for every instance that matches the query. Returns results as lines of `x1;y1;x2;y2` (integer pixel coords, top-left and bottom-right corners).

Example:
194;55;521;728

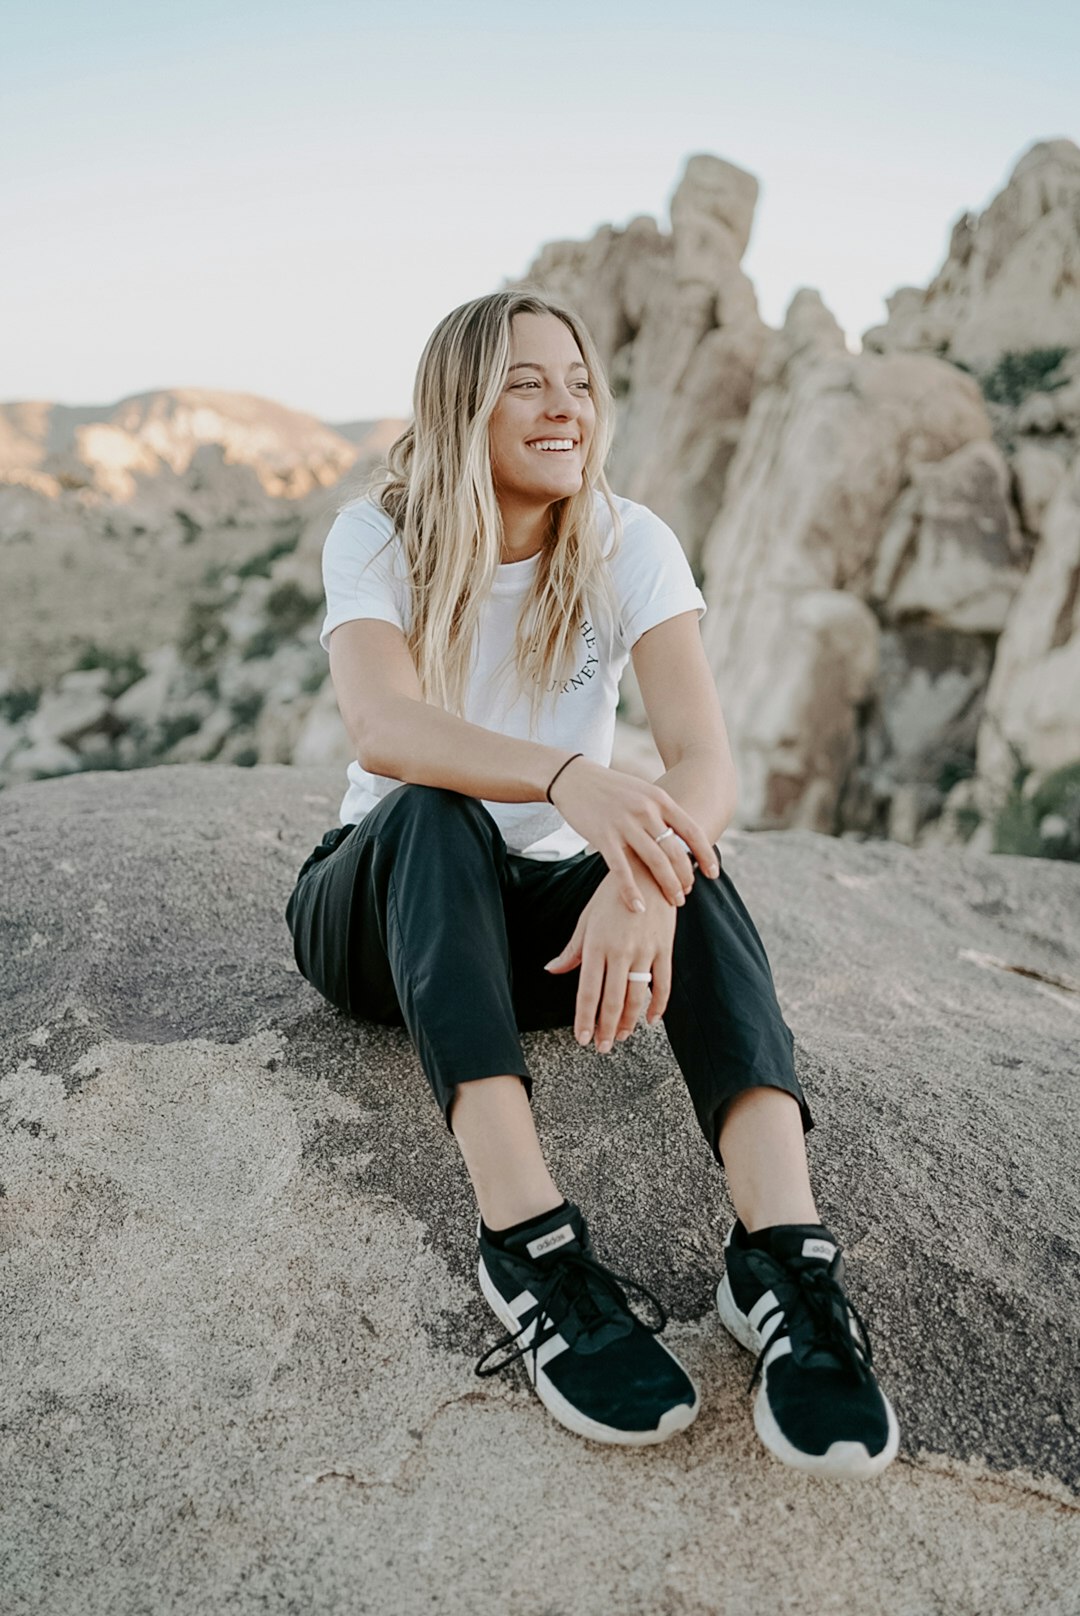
488;311;595;512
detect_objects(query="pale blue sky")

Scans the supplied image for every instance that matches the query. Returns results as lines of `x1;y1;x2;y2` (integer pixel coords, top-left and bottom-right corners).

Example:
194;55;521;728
4;1;1078;421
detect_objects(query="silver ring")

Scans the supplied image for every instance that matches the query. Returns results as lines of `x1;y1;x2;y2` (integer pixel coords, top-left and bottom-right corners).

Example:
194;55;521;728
627;971;652;983
654;827;674;843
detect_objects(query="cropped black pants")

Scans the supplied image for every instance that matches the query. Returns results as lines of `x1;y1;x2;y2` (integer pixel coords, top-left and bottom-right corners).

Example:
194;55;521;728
285;784;810;1160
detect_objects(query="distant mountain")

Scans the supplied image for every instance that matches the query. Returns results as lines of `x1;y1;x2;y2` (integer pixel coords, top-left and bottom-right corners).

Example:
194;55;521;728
0;388;403;501
328;418;406;456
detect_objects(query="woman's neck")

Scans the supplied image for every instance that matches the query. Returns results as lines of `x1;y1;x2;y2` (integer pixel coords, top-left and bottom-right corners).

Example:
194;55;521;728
498;497;553;564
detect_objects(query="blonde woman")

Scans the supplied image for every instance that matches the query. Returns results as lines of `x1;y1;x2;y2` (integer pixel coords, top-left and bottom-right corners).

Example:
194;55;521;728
285;290;898;1476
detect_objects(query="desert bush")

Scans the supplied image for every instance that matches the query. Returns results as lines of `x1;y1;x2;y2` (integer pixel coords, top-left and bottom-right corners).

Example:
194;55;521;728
229;690;266;727
980;347;1069;408
178;597;229;670
72;645;147;699
993;759;1080;861
235;534;301;580
0;683;42;724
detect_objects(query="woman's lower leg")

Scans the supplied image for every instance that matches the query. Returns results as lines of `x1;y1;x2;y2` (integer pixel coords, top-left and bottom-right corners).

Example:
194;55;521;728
717;1086;820;1232
449;1074;564;1231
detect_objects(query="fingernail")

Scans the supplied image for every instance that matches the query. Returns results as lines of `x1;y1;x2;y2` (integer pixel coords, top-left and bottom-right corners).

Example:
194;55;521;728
598;1040;612;1054
576;1030;590;1045
676;892;685;906
633;899;646;913
709;861;720;877
544;960;557;970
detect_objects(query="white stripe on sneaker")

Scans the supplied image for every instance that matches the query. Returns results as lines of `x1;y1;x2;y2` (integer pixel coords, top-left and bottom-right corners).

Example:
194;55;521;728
748;1289;778;1332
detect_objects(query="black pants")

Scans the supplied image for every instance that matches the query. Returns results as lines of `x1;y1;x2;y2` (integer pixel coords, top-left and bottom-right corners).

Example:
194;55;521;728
285;784;810;1160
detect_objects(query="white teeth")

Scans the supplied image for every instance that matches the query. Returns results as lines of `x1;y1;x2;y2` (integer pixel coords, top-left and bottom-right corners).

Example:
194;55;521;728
529;439;576;451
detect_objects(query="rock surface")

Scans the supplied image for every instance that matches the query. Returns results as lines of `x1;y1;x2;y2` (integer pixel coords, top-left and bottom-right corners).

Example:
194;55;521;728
522;153;768;567
863;138;1080;369
2;765;1078;1615
696;290;995;831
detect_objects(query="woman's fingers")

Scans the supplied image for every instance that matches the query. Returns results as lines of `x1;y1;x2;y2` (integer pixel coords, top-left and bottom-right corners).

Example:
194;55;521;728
663;803;720;876
602;843;648;914
595;963;651;1052
646;948;672;1026
574;943;606;1046
614;968;653;1041
626;823;688;907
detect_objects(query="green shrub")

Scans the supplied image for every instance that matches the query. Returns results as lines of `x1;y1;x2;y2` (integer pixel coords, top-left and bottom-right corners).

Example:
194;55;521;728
265;580;321;635
232;746;259;768
178;598;228;670
993;759;1080;861
0;684;41;724
157;712;203;751
235;535;300;580
936;753;975;796
240;627;279;662
72;645;147;699
229;690;265;727
980;347;1069;408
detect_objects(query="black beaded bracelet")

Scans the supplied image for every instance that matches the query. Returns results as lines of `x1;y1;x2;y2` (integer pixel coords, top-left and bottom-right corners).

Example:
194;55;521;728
545;752;584;803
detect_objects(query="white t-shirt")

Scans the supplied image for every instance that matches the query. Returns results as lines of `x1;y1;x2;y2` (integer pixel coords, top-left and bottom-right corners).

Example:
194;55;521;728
319;490;707;860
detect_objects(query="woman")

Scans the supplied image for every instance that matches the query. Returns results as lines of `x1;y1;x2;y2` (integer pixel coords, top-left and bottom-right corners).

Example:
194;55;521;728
285;289;898;1477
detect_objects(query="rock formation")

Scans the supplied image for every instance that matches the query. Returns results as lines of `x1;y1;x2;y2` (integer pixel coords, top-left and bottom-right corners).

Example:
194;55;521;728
695;290;1013;834
1;765;1078;1612
863;138;1080;371
522;154;768;568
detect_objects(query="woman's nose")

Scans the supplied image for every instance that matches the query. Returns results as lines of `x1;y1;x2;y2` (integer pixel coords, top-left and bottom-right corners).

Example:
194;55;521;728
545;388;580;418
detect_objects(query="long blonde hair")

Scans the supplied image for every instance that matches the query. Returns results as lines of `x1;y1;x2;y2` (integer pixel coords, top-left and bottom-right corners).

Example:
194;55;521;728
349;288;624;732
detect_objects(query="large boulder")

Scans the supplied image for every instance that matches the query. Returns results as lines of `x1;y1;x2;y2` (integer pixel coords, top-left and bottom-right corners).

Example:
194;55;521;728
698;290;993;831
523;153;768;567
976;451;1080;794
863;138;1080;370
1;765;1078;1614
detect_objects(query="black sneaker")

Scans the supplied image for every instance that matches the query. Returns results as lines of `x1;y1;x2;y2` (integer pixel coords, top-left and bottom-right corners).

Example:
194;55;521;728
474;1202;699;1446
716;1220;899;1478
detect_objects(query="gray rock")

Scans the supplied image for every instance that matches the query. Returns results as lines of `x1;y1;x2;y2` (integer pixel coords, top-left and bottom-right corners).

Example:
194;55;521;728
1;764;1078;1614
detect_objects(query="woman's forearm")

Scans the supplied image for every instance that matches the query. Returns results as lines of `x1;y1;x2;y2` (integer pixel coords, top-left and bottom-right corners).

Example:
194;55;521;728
362;693;576;804
652;745;738;849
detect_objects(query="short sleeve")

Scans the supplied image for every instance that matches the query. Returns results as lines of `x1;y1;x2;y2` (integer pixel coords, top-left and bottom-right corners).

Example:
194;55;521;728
609;503;707;649
319;500;408;652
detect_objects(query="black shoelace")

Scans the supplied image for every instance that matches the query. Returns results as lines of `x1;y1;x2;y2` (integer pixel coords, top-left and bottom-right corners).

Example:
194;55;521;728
474;1249;667;1381
748;1254;874;1391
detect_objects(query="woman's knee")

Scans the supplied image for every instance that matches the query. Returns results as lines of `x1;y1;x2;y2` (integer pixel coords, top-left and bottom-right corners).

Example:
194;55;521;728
368;782;496;845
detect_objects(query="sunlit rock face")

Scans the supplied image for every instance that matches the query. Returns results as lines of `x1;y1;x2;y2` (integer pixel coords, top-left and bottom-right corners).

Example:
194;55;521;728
862;138;1080;370
696;290;1000;833
975;452;1080;793
522;153;768;570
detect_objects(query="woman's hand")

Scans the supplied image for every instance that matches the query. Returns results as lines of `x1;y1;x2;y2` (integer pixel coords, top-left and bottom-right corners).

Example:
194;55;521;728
543;859;678;1051
548;755;719;912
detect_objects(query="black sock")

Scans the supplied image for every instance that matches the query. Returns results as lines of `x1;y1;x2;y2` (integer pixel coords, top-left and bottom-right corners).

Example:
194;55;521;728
481;1199;569;1249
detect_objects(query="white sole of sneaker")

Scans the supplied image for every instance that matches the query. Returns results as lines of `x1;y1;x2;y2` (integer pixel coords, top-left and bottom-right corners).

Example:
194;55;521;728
478;1256;700;1447
715;1272;901;1480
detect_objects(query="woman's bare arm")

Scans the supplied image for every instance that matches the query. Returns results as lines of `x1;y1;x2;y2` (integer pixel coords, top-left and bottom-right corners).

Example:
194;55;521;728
328;617;573;802
327;616;717;909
